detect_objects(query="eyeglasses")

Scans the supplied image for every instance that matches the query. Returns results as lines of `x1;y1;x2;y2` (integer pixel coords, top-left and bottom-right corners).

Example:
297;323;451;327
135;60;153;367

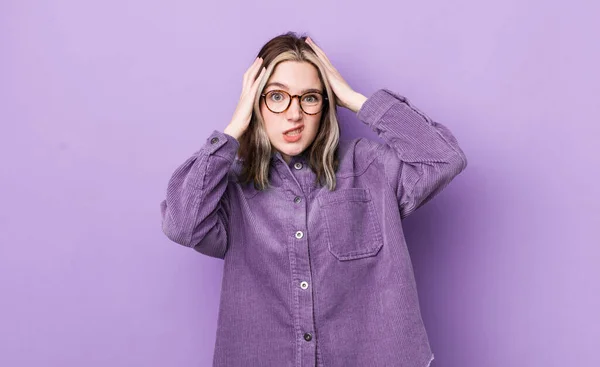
261;89;328;115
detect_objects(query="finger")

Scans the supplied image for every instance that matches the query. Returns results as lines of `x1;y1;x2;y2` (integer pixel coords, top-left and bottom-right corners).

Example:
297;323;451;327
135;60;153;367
246;68;266;102
244;57;263;84
306;42;334;74
250;67;267;93
247;58;264;87
306;40;325;61
243;57;263;91
316;51;340;77
243;57;259;82
307;38;333;67
318;59;337;82
312;47;336;76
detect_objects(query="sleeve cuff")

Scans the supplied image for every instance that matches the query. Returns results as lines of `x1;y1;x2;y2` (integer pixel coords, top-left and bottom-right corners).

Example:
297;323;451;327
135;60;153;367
203;130;240;162
357;88;435;128
357;89;407;128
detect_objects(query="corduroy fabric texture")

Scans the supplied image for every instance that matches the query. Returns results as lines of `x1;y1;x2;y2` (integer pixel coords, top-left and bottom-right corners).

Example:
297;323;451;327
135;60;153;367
160;89;467;367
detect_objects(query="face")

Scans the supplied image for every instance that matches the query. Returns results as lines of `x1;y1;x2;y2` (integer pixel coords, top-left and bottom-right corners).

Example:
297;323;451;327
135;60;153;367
260;61;324;164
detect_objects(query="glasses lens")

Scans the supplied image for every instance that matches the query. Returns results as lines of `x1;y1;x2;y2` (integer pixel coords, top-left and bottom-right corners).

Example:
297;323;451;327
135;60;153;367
265;91;290;113
300;93;323;114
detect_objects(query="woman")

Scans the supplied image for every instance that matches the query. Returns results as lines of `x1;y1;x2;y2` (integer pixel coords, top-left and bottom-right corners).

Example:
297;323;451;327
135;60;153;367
160;32;467;367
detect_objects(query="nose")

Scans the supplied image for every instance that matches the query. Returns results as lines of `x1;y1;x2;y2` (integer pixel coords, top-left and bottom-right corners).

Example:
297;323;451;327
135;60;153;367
286;96;303;121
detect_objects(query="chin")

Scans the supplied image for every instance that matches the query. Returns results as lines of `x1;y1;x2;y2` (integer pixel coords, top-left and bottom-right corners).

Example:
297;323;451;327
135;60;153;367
279;145;304;156
272;133;316;158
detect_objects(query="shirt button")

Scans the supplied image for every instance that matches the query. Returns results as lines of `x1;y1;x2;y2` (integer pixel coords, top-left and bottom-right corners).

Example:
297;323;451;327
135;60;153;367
295;231;304;239
294;162;303;170
303;332;312;341
210;137;219;144
300;281;309;289
294;196;302;203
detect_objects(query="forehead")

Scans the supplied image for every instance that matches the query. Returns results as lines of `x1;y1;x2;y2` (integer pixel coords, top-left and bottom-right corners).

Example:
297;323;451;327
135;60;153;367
267;61;322;92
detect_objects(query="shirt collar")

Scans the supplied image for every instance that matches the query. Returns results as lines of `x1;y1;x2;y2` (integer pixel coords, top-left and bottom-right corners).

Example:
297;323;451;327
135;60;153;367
270;149;308;167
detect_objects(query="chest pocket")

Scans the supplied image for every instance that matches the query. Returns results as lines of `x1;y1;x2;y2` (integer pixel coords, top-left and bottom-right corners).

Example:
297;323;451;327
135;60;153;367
317;188;384;261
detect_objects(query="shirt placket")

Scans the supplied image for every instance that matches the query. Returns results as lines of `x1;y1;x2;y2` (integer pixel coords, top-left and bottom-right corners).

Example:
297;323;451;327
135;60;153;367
278;156;319;367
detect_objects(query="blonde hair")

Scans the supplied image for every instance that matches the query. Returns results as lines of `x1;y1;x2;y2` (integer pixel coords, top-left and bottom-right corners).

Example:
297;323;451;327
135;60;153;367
237;32;340;191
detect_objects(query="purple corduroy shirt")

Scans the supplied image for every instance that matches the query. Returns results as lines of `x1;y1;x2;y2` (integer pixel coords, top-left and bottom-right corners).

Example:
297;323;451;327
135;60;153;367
160;89;468;367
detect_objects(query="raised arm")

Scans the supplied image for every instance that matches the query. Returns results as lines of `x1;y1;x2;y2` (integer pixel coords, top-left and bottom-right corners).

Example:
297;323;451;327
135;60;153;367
303;38;467;219
160;56;267;258
160;131;239;258
357;89;468;219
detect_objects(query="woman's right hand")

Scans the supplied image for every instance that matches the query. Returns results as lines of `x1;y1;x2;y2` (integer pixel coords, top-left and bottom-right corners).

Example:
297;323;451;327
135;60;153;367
224;57;266;141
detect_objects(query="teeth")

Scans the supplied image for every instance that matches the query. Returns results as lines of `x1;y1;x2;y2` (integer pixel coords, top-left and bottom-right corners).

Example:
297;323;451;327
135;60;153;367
285;127;303;136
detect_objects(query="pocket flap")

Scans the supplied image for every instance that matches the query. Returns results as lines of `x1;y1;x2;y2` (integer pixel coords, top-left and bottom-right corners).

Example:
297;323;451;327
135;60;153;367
317;188;372;206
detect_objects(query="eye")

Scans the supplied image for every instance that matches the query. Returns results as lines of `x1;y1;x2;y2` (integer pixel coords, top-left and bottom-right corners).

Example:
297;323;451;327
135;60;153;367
269;91;285;102
302;93;320;103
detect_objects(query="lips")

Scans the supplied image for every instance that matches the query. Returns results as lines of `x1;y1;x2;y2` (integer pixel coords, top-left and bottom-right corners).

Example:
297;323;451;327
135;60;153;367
283;125;304;134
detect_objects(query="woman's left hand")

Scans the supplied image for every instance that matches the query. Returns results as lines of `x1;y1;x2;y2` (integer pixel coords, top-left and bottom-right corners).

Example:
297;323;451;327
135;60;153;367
306;37;367;114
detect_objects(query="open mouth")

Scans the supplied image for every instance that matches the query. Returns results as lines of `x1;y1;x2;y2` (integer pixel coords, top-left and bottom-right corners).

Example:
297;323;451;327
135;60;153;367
284;126;304;136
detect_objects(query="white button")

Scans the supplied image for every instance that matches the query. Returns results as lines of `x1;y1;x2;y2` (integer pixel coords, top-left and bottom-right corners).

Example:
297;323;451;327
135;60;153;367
295;231;304;239
294;162;303;170
300;281;309;289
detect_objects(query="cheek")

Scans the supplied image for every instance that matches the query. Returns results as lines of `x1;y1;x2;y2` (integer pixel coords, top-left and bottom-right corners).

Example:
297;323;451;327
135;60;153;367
260;104;278;135
308;114;322;134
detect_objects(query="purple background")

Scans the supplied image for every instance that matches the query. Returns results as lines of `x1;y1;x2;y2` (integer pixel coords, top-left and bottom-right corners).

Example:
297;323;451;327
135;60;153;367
1;1;599;366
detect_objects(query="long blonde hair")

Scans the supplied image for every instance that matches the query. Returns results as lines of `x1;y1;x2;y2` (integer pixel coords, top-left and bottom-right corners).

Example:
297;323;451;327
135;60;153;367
237;32;341;191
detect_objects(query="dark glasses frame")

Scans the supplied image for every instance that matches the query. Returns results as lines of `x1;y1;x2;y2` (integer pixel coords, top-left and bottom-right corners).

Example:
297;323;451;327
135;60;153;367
261;89;328;115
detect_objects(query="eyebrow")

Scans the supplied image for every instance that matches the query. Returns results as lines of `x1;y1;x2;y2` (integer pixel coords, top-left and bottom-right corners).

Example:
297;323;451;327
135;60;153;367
264;82;322;94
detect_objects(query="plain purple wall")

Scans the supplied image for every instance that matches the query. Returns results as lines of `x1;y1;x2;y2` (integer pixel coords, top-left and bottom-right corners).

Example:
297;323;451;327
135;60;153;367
1;1;598;366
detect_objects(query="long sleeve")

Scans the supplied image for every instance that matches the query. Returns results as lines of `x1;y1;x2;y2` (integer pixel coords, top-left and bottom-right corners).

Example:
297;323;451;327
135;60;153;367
356;88;468;219
159;130;239;259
